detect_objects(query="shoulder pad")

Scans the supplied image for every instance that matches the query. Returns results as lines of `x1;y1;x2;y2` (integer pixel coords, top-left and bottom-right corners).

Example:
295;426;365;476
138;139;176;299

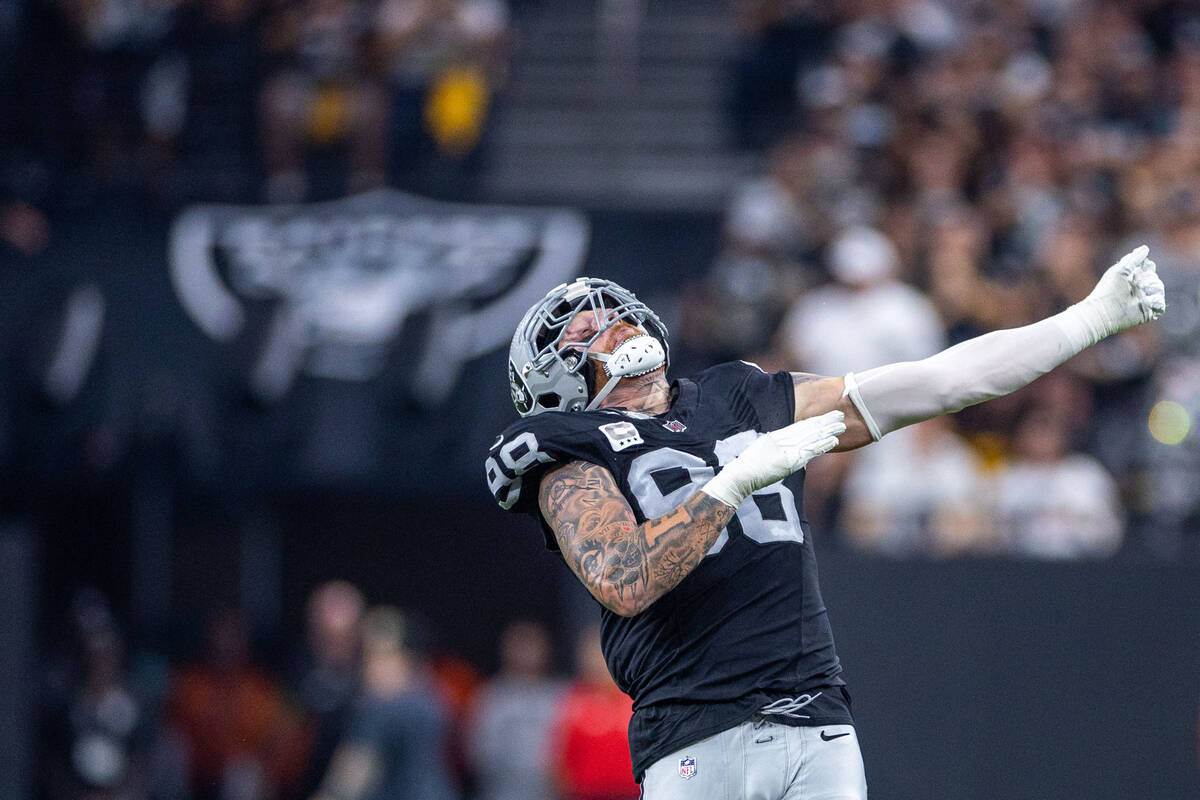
690;360;764;392
691;361;795;431
484;412;606;512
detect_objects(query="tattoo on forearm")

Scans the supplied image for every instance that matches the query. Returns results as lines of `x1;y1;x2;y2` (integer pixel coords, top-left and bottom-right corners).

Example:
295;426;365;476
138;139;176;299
539;461;735;615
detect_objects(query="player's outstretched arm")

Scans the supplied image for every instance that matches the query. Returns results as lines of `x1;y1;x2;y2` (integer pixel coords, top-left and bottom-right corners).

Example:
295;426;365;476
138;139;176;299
539;461;736;617
791;245;1166;449
539;412;845;616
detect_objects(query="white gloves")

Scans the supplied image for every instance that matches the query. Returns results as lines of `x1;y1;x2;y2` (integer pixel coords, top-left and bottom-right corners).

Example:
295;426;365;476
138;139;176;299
701;411;845;508
1054;244;1167;350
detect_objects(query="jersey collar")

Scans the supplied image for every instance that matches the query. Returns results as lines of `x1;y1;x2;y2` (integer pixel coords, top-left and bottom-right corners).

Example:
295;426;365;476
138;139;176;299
606;379;696;421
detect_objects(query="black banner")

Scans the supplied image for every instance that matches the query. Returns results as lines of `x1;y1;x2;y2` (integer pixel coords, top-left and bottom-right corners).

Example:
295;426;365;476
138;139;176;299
169;189;589;406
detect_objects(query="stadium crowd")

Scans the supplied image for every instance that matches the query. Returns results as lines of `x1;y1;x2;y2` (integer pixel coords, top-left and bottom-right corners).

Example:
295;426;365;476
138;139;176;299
683;0;1200;558
2;0;1198;558
41;582;642;800
0;0;510;218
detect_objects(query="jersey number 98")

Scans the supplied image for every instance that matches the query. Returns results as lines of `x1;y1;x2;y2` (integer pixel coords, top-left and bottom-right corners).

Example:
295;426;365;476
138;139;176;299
627;430;803;554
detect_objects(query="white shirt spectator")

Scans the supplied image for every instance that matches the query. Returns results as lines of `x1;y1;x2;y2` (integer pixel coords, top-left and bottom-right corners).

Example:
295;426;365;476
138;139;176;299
841;418;989;556
725;176;806;256
994;453;1123;559
780;226;945;375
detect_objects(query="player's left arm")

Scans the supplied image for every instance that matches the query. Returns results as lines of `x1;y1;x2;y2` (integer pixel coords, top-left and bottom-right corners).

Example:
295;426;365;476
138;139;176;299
789;245;1166;450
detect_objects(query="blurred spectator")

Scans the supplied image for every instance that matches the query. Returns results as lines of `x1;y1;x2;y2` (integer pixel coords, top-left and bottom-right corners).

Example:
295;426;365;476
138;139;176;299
259;0;389;202
162;0;266;203
679;250;799;372
550;625;638;800
923;207;1003;344
374;0;509;195
42;594;154;800
466;620;563;800
1141;356;1200;556
680;133;821;369
311;606;459;800
777;225;945;376
53;0;175;195
773;225;946;529
290;581;365;799
41;589;189;800
993;409;1124;559
0;200;51;257
841;417;992;557
168;609;309;800
427;650;482;793
728;1;835;150
724;132;814;260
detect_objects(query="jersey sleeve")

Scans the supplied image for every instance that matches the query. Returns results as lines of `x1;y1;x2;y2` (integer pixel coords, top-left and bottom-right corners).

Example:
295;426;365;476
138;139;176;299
484;413;609;548
697;361;797;431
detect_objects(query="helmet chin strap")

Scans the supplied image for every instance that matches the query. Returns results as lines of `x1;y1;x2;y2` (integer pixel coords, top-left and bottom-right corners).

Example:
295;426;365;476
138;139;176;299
584;335;666;411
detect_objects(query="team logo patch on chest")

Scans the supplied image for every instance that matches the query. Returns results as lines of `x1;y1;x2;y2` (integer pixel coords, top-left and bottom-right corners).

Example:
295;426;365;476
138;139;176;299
662;419;687;433
599;421;643;451
678;756;697;780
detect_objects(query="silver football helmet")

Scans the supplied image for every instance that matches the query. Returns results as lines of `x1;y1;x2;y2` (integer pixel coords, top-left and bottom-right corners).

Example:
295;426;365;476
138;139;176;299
508;278;669;416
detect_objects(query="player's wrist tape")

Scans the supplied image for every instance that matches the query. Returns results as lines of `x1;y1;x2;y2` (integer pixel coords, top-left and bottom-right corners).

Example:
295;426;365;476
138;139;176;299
1051;299;1117;351
700;412;844;508
700;470;752;509
842;372;882;442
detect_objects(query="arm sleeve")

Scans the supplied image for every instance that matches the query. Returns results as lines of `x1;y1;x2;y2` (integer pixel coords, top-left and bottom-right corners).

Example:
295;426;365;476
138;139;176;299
844;311;1089;440
847;244;1166;438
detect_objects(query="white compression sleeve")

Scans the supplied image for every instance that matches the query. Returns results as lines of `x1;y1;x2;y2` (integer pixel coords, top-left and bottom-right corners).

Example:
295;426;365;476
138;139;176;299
846;310;1097;440
845;245;1164;439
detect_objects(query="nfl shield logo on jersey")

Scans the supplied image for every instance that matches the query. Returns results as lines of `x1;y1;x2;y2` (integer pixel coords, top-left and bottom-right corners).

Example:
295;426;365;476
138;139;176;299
678;756;697;780
662;419;687;433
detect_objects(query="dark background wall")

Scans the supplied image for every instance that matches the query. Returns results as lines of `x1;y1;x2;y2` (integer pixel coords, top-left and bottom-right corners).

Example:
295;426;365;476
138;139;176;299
820;556;1200;800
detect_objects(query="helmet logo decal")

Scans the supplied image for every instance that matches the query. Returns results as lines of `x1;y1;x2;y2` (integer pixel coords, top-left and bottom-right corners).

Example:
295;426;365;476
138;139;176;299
508;362;533;415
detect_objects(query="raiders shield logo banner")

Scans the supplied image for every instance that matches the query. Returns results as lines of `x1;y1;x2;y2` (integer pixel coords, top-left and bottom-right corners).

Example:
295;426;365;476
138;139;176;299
168;188;588;405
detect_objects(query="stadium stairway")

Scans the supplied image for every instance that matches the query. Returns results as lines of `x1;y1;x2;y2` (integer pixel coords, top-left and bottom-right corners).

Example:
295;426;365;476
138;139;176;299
481;0;755;211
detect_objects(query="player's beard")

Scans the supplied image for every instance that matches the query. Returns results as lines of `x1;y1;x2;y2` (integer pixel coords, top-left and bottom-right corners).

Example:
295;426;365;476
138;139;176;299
587;320;654;375
584;320;667;409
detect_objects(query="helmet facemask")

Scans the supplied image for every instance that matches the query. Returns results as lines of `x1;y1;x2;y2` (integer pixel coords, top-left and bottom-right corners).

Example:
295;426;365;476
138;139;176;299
508;278;669;416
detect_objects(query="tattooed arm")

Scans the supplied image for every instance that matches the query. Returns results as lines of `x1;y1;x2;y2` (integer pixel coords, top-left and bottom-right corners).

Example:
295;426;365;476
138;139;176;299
538;460;735;617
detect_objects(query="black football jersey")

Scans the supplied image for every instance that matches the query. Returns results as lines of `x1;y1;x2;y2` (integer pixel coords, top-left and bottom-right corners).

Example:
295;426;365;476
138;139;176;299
485;361;851;778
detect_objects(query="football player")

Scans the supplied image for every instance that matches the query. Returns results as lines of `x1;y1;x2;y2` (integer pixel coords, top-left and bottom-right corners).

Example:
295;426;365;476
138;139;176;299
484;246;1165;799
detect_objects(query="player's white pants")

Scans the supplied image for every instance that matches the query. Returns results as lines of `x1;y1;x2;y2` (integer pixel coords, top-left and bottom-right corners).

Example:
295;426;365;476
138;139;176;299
641;719;867;800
